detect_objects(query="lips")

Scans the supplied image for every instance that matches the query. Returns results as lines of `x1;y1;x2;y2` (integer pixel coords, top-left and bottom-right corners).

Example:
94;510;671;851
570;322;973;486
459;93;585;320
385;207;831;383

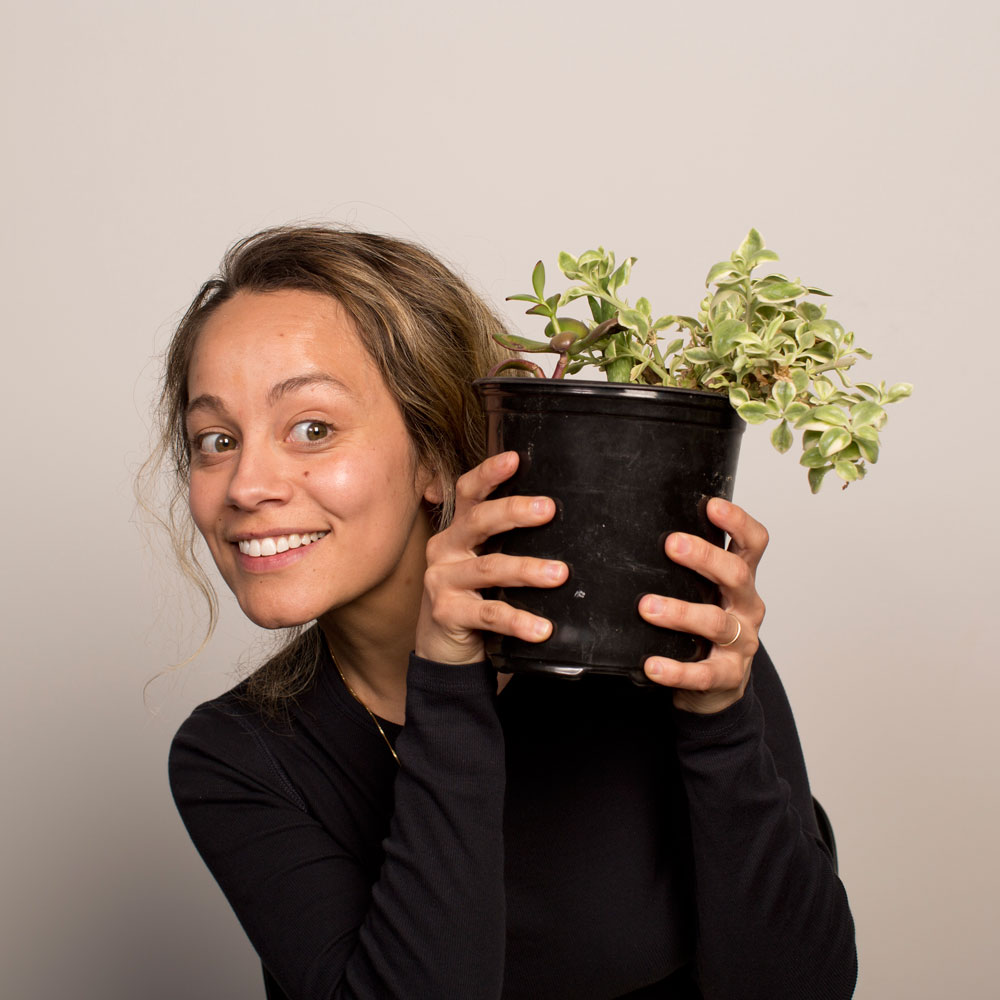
236;531;329;557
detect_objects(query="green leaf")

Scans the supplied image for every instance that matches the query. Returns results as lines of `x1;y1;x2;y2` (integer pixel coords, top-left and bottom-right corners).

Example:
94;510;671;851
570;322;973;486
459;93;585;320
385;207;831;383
737;402;772;424
850;401;887;428
748;248;780;268
856;435;880;463
803;430;822;449
712;318;748;356
772;380;796;411
771;419;794;453
819;427;852;457
802;404;849;427
812;377;836;401
791;369;810;393
887;382;913;402
662;338;684;357
619;309;649;336
834;459;861;482
756;281;806;303
506;293;542;304
525;303;553;318
531;260;545;299
559;287;589;305
706;259;741;285
684;347;715;364
728;386;751;406
546;317;590;341
800;447;830;468
784;401;810;422
491;331;555;353
855;381;881;400
738;229;764;261
808;465;832;493
557;251;578;275
852;424;879;443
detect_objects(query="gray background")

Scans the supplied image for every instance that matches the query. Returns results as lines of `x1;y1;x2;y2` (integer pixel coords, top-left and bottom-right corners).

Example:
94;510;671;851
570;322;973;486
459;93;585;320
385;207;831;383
4;1;996;997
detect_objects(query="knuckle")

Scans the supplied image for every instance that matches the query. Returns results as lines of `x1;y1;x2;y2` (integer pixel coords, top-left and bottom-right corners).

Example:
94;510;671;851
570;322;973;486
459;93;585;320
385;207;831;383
474;553;502;579
479;601;504;626
730;558;753;589
693;664;715;692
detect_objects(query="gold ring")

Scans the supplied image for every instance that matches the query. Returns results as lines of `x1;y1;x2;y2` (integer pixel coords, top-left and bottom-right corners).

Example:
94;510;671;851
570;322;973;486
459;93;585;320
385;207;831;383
718;613;742;647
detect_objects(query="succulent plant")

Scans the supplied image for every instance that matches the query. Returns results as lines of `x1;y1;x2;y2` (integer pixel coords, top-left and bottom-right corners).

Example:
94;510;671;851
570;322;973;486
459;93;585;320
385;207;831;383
495;229;911;492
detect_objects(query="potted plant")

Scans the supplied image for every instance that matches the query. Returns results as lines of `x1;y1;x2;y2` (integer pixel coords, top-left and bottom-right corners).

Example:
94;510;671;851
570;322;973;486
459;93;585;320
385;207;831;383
475;229;910;682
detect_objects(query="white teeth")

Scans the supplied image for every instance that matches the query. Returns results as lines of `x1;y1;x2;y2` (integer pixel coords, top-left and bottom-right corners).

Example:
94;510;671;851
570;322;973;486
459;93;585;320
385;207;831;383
237;531;327;557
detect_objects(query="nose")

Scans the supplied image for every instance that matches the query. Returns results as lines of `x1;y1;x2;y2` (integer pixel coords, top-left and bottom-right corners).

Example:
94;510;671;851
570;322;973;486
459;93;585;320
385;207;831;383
225;439;294;511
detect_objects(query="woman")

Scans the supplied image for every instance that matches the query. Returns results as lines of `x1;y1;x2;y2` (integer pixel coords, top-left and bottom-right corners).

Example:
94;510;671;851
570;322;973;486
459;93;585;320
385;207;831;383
161;226;857;999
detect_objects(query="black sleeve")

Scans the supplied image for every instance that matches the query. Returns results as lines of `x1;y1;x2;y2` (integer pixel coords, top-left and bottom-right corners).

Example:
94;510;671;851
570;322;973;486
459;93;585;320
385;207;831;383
672;645;858;1000
169;655;506;1000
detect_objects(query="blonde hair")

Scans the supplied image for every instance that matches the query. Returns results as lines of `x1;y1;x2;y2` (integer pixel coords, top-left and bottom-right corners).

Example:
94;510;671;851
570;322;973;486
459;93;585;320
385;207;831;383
142;225;510;708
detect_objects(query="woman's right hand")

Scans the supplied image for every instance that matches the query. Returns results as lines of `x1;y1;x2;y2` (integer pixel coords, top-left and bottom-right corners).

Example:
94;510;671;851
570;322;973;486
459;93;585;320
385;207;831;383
415;451;568;665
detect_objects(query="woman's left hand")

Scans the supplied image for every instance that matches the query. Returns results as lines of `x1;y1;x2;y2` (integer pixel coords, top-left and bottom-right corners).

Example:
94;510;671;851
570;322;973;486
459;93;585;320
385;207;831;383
639;497;769;715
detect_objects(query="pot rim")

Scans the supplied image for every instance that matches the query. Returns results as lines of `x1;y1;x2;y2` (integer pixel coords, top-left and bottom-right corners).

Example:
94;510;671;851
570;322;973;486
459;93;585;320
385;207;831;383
474;376;734;407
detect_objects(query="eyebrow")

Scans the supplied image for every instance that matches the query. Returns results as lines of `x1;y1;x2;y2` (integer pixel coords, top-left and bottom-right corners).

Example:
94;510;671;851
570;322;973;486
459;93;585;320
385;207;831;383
186;372;353;418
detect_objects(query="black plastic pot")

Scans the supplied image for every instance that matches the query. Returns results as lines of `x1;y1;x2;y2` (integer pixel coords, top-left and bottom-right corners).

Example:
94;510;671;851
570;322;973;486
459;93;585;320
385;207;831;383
474;378;745;684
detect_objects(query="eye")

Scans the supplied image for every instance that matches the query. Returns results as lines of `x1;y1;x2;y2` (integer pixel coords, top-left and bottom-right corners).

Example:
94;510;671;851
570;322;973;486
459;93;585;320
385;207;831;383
289;420;331;444
195;432;238;454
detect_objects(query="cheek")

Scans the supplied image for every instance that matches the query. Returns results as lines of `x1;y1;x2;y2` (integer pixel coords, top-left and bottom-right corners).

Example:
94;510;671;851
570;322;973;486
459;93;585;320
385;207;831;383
188;471;223;536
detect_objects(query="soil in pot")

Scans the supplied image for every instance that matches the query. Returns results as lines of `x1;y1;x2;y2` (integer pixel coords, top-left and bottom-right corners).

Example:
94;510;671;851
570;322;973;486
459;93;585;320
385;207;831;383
475;378;745;685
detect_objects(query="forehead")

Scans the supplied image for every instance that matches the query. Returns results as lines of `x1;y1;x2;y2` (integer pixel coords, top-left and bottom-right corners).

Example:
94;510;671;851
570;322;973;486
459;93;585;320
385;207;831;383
187;289;380;398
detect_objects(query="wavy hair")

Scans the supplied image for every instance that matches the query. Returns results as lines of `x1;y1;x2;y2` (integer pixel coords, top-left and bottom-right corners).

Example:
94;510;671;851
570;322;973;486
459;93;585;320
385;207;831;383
139;226;510;709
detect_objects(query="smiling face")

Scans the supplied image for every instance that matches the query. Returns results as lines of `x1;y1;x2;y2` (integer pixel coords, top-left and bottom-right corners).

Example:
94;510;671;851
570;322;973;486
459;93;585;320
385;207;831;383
185;289;441;631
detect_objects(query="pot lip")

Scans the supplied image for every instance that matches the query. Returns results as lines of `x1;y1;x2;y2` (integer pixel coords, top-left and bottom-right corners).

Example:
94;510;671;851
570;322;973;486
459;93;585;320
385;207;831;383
473;376;731;405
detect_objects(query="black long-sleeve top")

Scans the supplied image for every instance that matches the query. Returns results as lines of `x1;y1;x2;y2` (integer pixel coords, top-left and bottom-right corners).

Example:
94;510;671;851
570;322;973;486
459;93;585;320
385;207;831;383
169;639;857;999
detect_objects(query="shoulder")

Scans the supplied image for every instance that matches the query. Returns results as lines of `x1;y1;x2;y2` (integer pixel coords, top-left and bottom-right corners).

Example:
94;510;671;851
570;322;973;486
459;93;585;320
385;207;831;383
168;678;310;816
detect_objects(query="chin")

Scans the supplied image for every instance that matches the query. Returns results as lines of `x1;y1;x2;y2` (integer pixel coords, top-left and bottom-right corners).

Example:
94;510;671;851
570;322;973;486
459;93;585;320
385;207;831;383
237;597;320;631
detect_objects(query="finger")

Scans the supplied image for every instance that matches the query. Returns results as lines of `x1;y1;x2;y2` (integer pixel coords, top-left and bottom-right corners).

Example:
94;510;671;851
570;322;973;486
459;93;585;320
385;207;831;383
706;497;769;573
428;552;568;593
639;595;752;644
456;493;557;551
432;591;554;644
664;531;756;595
641;653;745;694
453;451;520;513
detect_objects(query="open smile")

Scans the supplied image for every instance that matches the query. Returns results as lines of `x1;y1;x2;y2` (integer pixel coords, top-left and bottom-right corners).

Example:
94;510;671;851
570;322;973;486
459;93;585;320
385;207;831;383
236;531;329;557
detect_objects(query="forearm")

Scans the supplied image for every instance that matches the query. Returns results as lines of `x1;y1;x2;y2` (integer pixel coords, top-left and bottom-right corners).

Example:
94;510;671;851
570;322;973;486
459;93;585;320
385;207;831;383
674;680;857;1000
347;655;506;998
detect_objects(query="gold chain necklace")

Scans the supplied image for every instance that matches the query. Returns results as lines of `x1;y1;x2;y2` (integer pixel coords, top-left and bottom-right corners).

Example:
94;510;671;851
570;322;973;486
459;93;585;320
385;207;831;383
332;656;400;766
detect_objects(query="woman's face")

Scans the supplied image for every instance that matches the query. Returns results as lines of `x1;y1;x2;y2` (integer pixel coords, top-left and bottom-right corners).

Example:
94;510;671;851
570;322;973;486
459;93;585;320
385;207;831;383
185;289;440;630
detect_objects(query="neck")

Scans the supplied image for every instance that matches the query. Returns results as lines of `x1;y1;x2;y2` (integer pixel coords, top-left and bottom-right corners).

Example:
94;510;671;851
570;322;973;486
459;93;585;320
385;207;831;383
317;510;432;725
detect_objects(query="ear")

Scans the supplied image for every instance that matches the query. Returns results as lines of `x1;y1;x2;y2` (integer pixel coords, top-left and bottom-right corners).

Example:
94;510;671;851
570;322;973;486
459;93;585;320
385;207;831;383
422;469;445;506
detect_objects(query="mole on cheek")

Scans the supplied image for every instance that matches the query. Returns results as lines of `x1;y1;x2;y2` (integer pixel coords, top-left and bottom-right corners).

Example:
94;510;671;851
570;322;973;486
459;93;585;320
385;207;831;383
303;471;310;478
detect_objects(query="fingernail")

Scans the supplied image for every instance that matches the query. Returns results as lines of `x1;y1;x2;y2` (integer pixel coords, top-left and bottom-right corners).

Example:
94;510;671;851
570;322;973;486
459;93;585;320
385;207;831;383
531;497;550;514
645;660;662;677
643;596;664;614
711;497;731;515
544;561;564;582
671;535;690;555
533;618;552;638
